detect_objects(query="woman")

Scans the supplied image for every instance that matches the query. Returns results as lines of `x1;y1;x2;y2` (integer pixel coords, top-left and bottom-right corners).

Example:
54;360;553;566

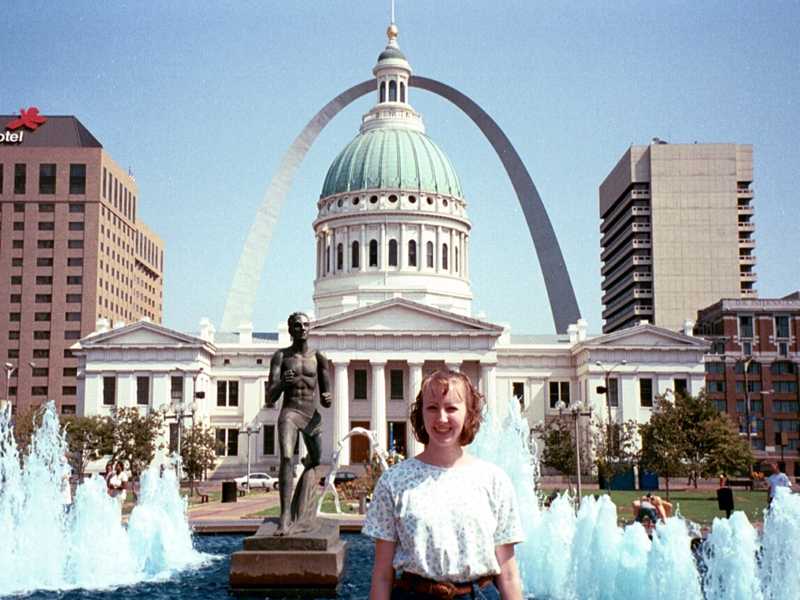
364;370;525;599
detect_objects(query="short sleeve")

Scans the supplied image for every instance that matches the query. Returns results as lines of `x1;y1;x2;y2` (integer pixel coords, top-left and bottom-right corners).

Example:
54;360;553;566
493;472;525;546
362;472;397;541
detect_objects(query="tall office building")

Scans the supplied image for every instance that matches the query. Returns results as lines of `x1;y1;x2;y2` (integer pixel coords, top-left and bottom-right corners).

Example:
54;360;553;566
599;142;755;333
0;111;164;416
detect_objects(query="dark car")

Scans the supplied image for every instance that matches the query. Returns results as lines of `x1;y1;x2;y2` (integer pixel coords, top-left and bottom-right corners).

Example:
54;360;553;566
320;470;358;486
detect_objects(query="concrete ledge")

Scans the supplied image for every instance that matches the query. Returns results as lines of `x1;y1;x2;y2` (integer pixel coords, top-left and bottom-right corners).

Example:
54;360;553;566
229;541;346;590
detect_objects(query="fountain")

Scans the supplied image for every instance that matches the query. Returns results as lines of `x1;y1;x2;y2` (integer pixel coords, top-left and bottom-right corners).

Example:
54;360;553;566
0;402;209;596
470;398;800;600
2;399;799;598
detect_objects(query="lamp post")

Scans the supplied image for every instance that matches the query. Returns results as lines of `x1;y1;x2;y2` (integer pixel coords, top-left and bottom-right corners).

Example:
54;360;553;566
556;399;593;501
239;424;261;491
177;367;204;496
2;362;17;412
595;360;627;491
740;356;755;478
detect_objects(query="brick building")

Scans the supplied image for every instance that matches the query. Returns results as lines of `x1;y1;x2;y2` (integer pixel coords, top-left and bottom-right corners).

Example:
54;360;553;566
0;111;164;416
696;293;800;478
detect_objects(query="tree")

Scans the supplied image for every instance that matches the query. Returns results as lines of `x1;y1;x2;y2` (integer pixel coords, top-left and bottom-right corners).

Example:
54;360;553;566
592;418;639;490
62;415;114;481
676;391;753;486
639;395;688;498
533;418;578;490
110;407;165;480
180;423;219;483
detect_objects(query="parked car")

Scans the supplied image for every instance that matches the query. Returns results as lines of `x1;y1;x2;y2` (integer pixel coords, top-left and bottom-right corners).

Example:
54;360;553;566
320;470;358;487
234;472;278;490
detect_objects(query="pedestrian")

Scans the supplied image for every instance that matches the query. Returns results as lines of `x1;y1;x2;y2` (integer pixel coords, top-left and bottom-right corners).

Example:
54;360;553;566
364;369;525;600
766;462;793;506
104;461;115;495
108;461;129;504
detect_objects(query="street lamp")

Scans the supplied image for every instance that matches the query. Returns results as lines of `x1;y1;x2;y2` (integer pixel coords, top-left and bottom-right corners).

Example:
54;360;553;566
555;399;593;502
176;367;204;496
239;424;261;491
595;360;627;491
2;362;17;412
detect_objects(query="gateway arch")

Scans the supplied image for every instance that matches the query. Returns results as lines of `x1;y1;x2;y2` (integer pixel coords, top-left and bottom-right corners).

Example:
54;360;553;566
221;77;581;333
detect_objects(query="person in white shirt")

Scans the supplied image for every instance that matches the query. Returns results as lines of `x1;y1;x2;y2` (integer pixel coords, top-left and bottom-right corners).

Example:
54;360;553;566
766;462;793;506
364;369;525;600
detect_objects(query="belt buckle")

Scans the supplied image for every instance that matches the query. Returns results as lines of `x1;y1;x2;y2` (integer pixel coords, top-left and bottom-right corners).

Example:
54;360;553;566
431;581;457;599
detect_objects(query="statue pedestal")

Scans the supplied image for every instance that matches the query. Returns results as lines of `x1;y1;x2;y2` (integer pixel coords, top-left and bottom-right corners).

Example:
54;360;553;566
229;518;346;593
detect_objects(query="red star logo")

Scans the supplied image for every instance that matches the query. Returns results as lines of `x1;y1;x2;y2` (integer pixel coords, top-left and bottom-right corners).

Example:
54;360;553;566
7;107;47;131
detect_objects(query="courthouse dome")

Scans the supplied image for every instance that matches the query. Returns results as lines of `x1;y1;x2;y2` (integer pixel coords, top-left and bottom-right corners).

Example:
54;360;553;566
320;127;463;199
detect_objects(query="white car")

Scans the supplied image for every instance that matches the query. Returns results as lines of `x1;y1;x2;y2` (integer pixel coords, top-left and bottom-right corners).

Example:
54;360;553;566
234;472;278;490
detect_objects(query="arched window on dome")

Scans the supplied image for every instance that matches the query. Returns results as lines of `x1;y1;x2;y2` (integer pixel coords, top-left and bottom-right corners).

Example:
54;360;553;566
336;243;343;271
388;239;398;267
442;243;448;270
326;245;331;274
369;240;378;267
426;241;434;268
408;240;417;267
380;81;386;103
400;81;406;103
389;80;397;102
351;241;360;269
455;247;459;273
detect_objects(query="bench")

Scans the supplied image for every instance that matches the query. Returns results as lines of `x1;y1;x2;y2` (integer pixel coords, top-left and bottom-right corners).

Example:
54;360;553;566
199;494;209;504
726;479;754;491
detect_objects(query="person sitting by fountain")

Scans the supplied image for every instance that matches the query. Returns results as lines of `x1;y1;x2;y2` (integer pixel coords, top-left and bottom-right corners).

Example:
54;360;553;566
364;369;525;600
108;461;128;504
104;460;115;494
766;462;793;506
632;492;671;523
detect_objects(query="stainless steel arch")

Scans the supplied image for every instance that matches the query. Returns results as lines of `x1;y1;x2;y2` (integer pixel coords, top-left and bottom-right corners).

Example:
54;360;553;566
221;77;581;333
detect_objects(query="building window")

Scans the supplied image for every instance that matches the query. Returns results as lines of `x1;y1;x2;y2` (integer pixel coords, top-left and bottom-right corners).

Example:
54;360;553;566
69;164;86;194
37;240;54;249
170;376;183;402
68;222;84;231
216;428;239;456
14;164;26;194
390;369;404;400
712;399;727;412
354;369;368;400
408;240;417;267
442;244;448;270
674;378;688;397
38;221;55;231
705;362;725;374
63;367;77;377
707;381;726;393
132;376;150;405
61;404;77;414
548;381;570;408
351;241;360;268
36;257;53;267
64;330;80;340
32;386;48;396
336;243;343;270
69;203;85;213
66;293;82;303
67;258;83;267
379;81;386;103
738;315;754;339
774;400;800;413
262;424;276;456
10;294;21;304
369;239;378;267
325;245;330;273
34;312;51;321
65;312;81;321
388;239;398;267
8;330;19;340
775;315;790;339
12;240;23;249
608;378;620;407
711;340;726;355
103;376;116;405
455;247;460;272
640;378;653;407
734;361;760;375
39;164;56;194
771;361;797;375
39;202;54;212
11;275;22;285
31;367;48;377
389;79;397;101
33;331;50;340
217;380;239;407
68;240;83;249
735;381;762;394
426;241;434;268
33;349;49;359
66;276;82;285
774;381;798;394
9;313;20;322
513;381;525;411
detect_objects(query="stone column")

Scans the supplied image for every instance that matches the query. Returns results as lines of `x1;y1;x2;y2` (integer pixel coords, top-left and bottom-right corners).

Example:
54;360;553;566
480;362;497;415
449;228;455;274
344;226;350;273
333;362;350;465
465;234;470;279
370;360;387;452
435;226;442;272
407;361;425;456
380;223;387;270
399;224;404;270
360;224;366;270
418;224;423;271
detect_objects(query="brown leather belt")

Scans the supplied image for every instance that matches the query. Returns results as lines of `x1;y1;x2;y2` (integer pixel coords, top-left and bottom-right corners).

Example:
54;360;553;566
395;571;495;599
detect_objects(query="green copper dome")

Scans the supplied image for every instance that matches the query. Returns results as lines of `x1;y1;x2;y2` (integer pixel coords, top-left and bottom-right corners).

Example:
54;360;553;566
321;128;463;199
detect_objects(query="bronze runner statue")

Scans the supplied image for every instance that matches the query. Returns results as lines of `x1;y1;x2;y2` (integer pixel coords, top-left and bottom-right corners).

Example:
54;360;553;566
265;312;331;535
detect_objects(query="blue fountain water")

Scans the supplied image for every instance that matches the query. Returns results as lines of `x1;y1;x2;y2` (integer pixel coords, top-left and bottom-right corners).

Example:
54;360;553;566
470;399;800;600
0;402;210;596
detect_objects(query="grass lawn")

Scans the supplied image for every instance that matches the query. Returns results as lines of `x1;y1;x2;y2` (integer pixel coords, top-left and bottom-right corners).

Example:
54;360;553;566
245;491;359;518
574;489;768;526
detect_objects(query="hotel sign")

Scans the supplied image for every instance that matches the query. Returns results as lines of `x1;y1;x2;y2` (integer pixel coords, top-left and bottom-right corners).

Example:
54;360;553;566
1;107;47;143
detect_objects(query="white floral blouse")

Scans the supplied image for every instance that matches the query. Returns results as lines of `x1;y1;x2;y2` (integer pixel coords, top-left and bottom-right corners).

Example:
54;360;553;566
363;457;525;582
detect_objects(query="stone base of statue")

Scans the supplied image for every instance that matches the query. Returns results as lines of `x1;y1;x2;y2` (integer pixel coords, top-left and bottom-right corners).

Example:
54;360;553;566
229;518;346;593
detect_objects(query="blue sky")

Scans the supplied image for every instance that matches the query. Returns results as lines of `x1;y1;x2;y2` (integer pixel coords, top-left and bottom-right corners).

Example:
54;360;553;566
4;1;799;334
